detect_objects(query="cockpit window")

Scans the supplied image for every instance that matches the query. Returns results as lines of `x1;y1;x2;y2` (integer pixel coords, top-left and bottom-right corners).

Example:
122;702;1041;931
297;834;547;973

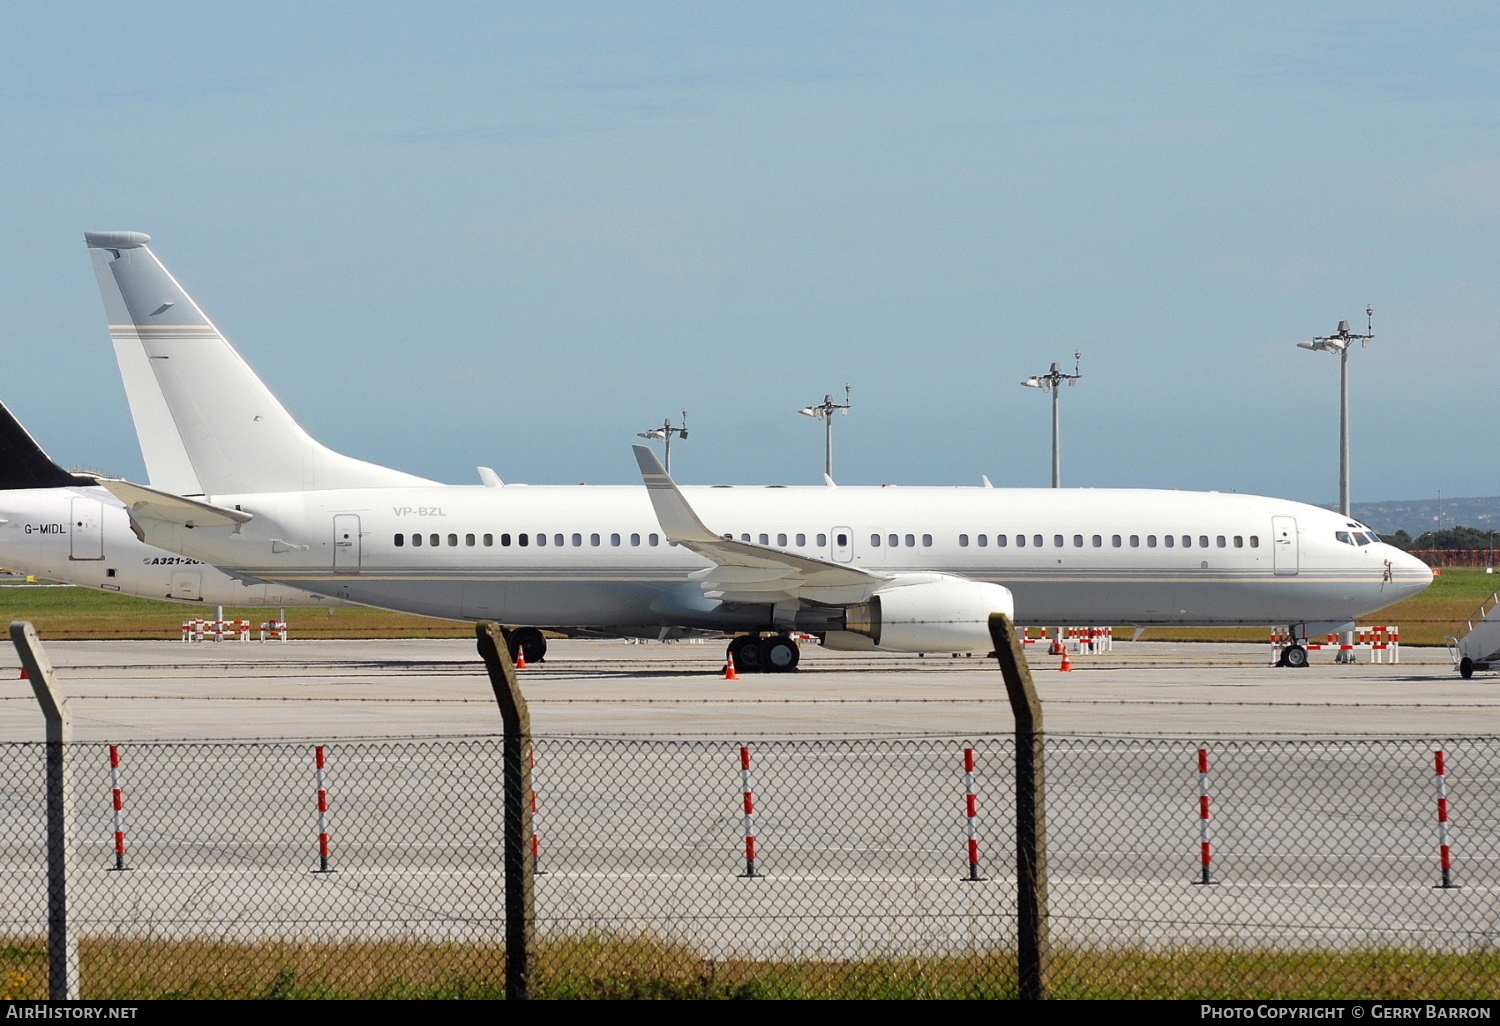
1336;531;1354;545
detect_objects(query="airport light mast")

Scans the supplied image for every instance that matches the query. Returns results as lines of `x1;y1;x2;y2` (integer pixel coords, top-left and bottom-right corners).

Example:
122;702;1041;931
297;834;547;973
798;386;851;483
1020;353;1081;488
1296;308;1373;520
636;411;688;474
1296;308;1374;665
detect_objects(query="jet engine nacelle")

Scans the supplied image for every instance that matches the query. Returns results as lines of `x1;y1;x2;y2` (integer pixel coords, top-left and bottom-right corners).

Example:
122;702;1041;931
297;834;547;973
833;575;1015;653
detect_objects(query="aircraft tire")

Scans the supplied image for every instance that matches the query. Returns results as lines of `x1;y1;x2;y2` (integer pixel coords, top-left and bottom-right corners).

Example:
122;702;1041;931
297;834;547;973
727;634;763;673
509;626;547;664
760;635;800;673
1282;644;1309;669
1460;656;1474;680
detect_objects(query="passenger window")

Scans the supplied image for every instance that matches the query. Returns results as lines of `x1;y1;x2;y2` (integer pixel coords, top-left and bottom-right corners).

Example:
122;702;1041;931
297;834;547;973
1053;535;1064;548
1199;536;1209;548
611;533;621;546
394;534;404;547
817;533;827;547
649;534;659;545
795;533;806;546
536;533;547;547
1233;536;1243;548
758;534;768;545
1112;535;1122;547
906;534;916;547
1147;535;1157;547
631;533;641;546
979;535;989;547
483;534;493;546
590;533;601;546
959;534;969;547
777;533;787;546
411;533;421;547
1033;535;1043;547
572;533;582;547
1130;535;1140;547
519;534;528;547
740;533;750;542
1016;535;1026;548
1073;535;1083;548
922;534;932;547
466;533;476;546
554;534;564;547
836;533;848;546
889;534;898;547
430;533;440;547
500;534;511;547
871;534;882;547
1216;536;1226;548
447;534;458;547
1181;536;1190;548
1092;535;1102;547
1165;536;1175;548
1249;536;1260;548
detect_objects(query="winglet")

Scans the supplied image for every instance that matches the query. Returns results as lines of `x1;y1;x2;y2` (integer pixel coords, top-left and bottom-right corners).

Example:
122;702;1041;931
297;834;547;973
632;445;720;544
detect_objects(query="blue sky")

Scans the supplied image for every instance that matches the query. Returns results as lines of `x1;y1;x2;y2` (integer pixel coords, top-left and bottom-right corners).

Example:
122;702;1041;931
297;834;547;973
2;3;1497;502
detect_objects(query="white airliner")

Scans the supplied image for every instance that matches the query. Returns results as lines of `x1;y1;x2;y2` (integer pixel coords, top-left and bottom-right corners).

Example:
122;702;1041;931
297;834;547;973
0;400;339;610
81;230;1433;671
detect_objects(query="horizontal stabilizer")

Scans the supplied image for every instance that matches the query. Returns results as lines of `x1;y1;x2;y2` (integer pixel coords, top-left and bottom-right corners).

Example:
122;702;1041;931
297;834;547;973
96;478;252;529
0;401;96;491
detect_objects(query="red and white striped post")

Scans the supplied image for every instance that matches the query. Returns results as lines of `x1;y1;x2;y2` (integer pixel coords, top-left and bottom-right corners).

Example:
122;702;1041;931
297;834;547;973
1195;747;1214;885
1434;749;1456;889
314;745;333;873
963;747;985;881
108;745;127;871
739;745;758;878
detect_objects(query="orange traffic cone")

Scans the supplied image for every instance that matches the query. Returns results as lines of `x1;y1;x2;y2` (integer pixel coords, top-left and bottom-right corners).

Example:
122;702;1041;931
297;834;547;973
515;648;528;670
1059;651;1072;672
724;654;739;680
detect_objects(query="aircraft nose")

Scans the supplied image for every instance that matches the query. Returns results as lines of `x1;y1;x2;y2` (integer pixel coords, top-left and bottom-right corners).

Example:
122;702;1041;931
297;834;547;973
1388;547;1434;596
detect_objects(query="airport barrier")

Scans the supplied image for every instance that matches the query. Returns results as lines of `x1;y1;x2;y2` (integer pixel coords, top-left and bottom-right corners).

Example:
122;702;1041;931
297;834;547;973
1270;625;1400;664
1019;626;1113;654
1;734;1498;999
180;618;255;642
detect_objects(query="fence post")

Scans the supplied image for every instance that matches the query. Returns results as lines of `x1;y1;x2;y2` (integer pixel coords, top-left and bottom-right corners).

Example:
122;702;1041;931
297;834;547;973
11;621;80;1001
477;622;535;1001
988;613;1050;1001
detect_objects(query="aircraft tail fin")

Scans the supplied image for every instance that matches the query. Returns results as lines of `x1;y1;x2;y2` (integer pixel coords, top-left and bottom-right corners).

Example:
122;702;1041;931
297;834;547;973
85;232;434;495
0;401;95;491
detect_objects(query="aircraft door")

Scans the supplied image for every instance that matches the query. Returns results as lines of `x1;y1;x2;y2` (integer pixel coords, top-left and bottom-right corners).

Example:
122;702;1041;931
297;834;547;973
832;526;854;563
334;514;362;570
170;572;202;601
1272;515;1298;576
69;498;104;560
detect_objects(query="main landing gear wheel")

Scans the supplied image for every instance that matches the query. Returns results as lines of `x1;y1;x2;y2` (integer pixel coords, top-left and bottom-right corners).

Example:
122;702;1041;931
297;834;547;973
727;634;763;673
507;626;547;664
1279;644;1309;669
759;635;801;673
1460;657;1474;680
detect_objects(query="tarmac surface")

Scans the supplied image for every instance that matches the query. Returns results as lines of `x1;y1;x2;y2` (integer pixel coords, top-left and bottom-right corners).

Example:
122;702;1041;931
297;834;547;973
0;635;1491;741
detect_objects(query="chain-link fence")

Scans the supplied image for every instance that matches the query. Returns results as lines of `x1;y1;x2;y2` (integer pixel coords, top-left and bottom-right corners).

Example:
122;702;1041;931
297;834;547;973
1;735;1497;999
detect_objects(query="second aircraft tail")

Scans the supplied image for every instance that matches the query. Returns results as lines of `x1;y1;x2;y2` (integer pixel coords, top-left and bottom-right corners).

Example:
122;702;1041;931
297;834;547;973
86;232;433;495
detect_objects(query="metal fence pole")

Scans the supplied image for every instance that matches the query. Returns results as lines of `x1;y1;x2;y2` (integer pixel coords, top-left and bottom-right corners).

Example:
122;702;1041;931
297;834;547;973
11;621;80;1001
988;613;1050;1001
476;622;535;1001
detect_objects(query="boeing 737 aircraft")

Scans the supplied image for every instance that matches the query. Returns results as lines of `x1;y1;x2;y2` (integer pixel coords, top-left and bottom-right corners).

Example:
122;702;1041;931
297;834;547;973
0;400;339;609
81;231;1433;671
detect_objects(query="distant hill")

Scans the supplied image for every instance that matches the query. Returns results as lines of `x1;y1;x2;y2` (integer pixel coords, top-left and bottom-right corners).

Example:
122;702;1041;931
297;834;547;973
1334;497;1500;537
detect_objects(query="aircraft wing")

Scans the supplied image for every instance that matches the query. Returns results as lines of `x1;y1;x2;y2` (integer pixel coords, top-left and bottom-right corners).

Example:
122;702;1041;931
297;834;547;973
96;478;253;529
632;445;889;605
